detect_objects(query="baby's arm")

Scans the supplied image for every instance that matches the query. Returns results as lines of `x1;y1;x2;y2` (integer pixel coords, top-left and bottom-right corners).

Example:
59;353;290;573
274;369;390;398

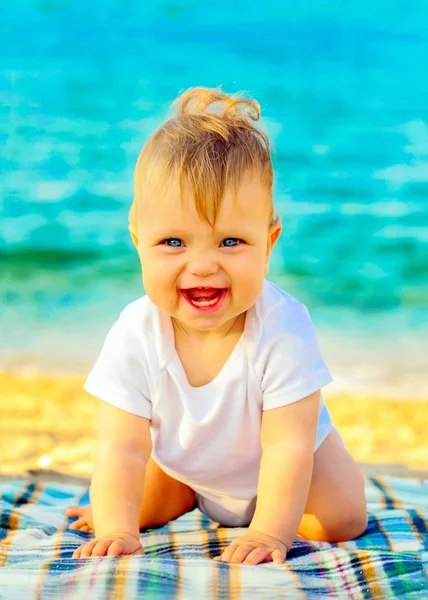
73;400;152;558
248;390;320;553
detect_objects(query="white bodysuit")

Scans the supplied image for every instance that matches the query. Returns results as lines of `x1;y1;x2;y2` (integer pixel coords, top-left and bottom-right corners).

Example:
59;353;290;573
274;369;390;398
84;280;333;526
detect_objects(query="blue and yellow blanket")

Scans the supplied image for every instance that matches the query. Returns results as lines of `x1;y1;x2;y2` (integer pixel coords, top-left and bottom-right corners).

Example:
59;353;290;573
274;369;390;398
1;475;427;599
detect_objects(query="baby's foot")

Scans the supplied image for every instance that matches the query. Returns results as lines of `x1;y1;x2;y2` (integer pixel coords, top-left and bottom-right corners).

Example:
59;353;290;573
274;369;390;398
65;505;94;532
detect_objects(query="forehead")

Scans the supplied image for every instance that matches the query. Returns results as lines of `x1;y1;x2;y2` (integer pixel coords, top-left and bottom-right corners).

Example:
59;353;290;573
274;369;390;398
138;172;271;232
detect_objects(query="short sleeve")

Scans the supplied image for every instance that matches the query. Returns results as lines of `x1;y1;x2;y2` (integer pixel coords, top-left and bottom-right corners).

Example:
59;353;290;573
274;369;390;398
259;303;333;411
83;313;152;419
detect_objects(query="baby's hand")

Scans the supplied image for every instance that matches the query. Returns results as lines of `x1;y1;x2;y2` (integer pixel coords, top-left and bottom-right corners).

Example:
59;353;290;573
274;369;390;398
72;532;144;558
213;530;287;565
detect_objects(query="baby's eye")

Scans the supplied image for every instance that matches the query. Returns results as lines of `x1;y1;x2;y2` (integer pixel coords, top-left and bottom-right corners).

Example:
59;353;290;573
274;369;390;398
221;238;241;247
163;238;183;247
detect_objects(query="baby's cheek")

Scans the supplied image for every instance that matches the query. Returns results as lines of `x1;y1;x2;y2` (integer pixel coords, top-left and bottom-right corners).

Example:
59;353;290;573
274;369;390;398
237;265;265;292
144;271;180;312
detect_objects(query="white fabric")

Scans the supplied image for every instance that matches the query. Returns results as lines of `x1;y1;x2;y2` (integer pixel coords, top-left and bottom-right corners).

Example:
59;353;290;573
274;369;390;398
84;280;333;526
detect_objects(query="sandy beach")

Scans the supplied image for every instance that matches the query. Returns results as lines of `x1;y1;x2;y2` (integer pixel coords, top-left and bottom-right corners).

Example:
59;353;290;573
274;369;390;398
1;370;427;478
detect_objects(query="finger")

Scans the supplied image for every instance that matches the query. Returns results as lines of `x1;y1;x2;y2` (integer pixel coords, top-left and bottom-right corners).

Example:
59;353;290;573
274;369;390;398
271;549;286;564
69;518;87;530
107;540;126;557
65;507;85;517
91;540;112;557
81;541;98;558
72;545;84;559
72;543;93;559
229;544;256;564
243;547;272;565
216;543;239;563
80;525;92;532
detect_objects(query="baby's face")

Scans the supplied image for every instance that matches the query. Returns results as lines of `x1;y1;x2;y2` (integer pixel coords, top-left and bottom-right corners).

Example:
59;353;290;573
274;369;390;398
135;172;281;334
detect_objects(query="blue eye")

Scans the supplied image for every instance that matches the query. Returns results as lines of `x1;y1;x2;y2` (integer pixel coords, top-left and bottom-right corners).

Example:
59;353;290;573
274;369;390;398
222;238;240;247
164;238;183;247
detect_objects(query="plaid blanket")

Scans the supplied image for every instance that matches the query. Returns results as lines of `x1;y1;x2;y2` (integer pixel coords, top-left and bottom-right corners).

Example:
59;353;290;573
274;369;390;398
0;475;427;599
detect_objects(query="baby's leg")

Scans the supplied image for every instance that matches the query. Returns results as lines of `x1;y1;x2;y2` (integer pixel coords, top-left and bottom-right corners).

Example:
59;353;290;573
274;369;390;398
138;456;196;528
66;456;196;531
297;428;368;543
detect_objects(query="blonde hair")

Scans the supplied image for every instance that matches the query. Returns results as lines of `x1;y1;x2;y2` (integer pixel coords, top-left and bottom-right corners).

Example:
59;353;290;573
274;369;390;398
129;87;276;245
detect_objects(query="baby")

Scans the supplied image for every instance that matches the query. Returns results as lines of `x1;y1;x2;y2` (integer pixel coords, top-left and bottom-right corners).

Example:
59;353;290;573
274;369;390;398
66;87;367;565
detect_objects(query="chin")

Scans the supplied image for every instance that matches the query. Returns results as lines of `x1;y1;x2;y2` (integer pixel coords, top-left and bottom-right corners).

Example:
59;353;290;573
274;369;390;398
183;314;228;331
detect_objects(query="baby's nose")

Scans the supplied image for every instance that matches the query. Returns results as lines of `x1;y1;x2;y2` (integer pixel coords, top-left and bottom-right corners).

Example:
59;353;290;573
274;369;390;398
187;253;218;277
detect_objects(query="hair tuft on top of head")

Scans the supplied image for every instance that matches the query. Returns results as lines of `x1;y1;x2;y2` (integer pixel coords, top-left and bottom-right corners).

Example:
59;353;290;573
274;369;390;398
174;86;261;122
130;86;277;240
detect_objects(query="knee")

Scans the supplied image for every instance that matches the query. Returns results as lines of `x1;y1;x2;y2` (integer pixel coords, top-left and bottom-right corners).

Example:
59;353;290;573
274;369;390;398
300;497;368;543
138;460;196;530
323;504;368;543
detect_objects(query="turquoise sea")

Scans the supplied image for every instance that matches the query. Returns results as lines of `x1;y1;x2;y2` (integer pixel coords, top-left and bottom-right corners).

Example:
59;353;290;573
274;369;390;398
1;2;427;395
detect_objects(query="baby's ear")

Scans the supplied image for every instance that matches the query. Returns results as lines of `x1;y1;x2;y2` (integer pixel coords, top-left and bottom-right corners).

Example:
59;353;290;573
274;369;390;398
129;223;139;248
264;221;281;275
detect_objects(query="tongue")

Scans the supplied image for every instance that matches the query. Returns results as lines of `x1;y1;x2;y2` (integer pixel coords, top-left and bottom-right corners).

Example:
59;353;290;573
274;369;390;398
188;288;220;301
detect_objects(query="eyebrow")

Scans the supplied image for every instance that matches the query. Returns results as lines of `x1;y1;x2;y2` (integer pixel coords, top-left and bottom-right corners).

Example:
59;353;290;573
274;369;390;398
148;228;194;239
153;228;254;240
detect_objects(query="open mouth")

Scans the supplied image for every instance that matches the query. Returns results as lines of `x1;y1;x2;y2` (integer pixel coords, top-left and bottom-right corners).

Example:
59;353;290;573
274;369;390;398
180;287;228;312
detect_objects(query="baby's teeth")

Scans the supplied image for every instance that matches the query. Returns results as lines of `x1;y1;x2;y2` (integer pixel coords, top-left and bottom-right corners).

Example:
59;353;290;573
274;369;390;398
192;296;219;306
194;298;216;306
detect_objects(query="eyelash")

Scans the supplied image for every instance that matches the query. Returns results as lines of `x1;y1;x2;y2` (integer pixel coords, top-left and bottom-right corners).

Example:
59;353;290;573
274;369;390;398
162;238;242;248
